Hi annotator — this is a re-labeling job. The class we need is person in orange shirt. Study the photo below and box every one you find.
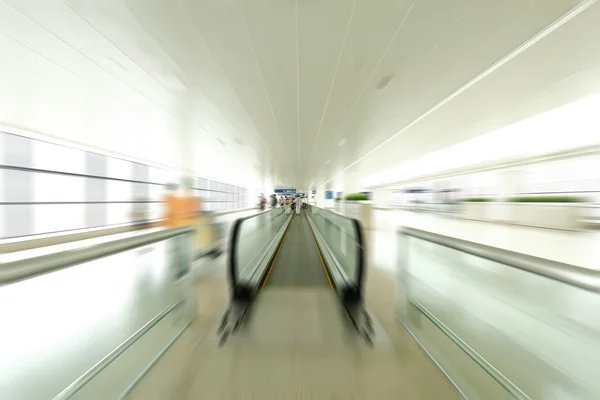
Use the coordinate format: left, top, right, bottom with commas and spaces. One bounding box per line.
162, 183, 201, 229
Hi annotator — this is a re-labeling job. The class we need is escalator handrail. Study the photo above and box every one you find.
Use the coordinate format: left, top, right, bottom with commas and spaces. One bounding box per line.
306, 204, 365, 292
0, 227, 193, 286
398, 226, 600, 293
228, 208, 283, 292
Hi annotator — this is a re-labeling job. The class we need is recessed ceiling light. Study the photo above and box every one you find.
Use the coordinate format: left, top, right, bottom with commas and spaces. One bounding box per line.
376, 74, 394, 90
338, 139, 347, 147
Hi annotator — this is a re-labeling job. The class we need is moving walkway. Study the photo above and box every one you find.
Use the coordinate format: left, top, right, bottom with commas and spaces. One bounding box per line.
217, 205, 373, 347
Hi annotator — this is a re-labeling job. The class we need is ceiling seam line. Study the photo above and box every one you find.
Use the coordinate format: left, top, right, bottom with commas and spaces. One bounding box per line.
317, 0, 598, 189
0, 17, 141, 117
363, 1, 473, 136
179, 0, 270, 154
296, 0, 300, 176
58, 0, 211, 126
309, 0, 357, 158
312, 0, 357, 153
425, 2, 473, 58
236, 2, 289, 159
316, 0, 419, 175
3, 0, 207, 134
117, 0, 252, 147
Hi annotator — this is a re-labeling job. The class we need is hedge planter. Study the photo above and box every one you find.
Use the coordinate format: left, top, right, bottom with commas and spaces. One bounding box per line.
461, 202, 584, 231
336, 200, 373, 231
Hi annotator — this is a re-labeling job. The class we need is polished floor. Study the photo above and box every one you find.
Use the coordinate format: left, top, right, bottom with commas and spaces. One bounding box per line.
370, 208, 600, 399
126, 211, 460, 399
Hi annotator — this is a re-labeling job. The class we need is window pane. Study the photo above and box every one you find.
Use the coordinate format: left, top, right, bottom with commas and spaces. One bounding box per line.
149, 184, 165, 202
86, 203, 106, 228
3, 170, 32, 203
148, 203, 162, 220
34, 204, 86, 234
106, 158, 132, 180
1, 205, 33, 238
33, 141, 85, 174
107, 180, 133, 202
132, 182, 150, 201
33, 173, 86, 203
4, 134, 33, 168
107, 203, 132, 225
0, 131, 6, 165
149, 167, 166, 184
0, 169, 4, 203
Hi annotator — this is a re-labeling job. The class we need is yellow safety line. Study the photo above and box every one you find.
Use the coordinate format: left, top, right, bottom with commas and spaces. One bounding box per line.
261, 219, 291, 290
308, 218, 335, 291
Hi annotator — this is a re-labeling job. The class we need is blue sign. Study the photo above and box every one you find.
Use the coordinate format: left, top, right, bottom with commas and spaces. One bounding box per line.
325, 190, 334, 200
275, 189, 296, 194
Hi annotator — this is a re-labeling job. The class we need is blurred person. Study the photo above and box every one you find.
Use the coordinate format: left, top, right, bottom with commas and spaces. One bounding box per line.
270, 194, 277, 209
285, 197, 292, 215
302, 195, 308, 209
162, 181, 201, 228
258, 193, 266, 210
295, 195, 303, 215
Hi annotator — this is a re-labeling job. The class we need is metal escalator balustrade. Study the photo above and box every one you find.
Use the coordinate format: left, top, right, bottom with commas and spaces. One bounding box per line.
220, 204, 371, 345
398, 226, 600, 399
0, 227, 196, 399
304, 204, 365, 305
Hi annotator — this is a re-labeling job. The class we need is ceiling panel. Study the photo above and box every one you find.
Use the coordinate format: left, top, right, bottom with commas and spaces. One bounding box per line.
355, 0, 583, 153
238, 0, 298, 164
296, 0, 355, 158
121, 0, 266, 147
311, 0, 592, 187
60, 0, 223, 131
181, 0, 286, 157
0, 0, 596, 190
358, 1, 600, 184
301, 0, 417, 178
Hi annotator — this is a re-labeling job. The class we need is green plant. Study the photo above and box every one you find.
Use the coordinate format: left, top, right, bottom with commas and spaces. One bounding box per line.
508, 196, 587, 203
334, 196, 342, 201
345, 193, 370, 201
461, 198, 493, 203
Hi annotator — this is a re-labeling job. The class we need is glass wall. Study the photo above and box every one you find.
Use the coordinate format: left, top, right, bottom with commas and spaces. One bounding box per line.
389, 153, 600, 207
0, 132, 169, 239
0, 131, 249, 239
194, 177, 248, 212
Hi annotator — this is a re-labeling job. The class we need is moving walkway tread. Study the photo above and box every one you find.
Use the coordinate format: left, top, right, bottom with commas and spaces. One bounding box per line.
264, 212, 330, 288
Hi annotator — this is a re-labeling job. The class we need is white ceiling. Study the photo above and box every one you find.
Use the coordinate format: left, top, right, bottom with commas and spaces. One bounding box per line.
0, 0, 598, 189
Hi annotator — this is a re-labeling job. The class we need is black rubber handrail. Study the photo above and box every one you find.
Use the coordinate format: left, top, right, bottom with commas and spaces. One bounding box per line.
228, 208, 280, 297
307, 204, 365, 298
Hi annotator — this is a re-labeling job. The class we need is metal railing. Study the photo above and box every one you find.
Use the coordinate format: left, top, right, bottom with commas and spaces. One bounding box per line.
397, 225, 600, 398
398, 226, 600, 293
306, 204, 365, 301
0, 227, 192, 286
52, 299, 183, 400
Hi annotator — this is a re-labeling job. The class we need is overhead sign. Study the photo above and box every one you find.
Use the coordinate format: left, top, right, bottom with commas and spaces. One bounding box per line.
275, 189, 296, 194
